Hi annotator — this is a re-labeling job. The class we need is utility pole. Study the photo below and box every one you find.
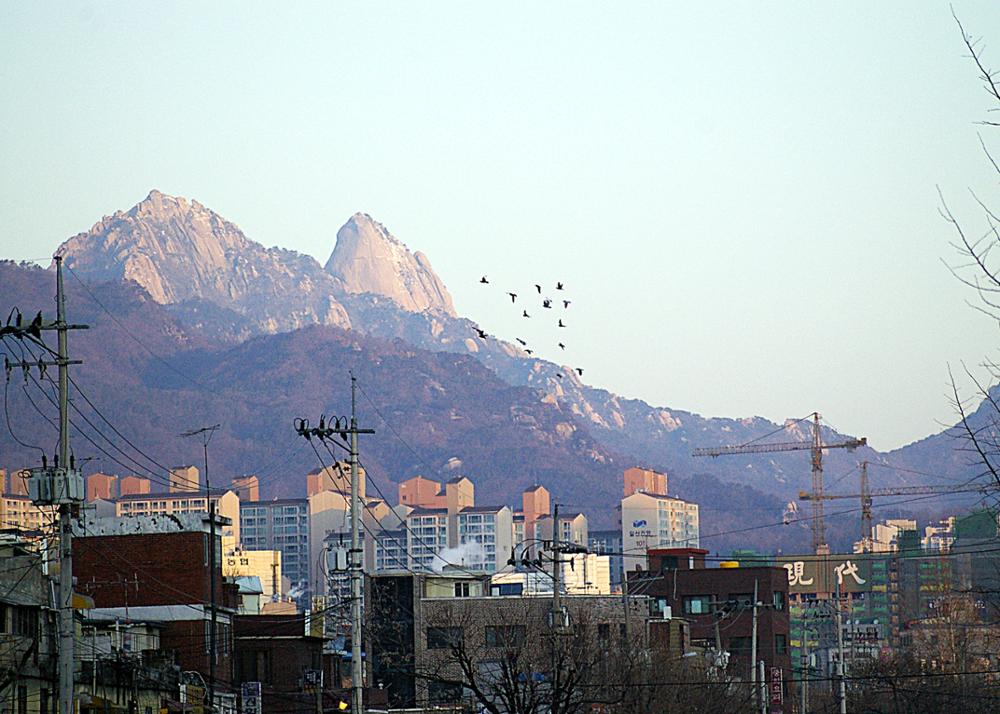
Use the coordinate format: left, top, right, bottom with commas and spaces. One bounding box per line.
55, 257, 79, 714
834, 580, 847, 714
182, 425, 220, 713
801, 626, 809, 714
348, 376, 367, 714
294, 375, 374, 714
550, 502, 562, 714
551, 502, 561, 630
13, 257, 88, 714
758, 660, 766, 714
750, 579, 758, 712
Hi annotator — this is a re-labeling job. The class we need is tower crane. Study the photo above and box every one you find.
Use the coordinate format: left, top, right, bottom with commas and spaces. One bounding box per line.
693, 412, 866, 553
799, 460, 997, 552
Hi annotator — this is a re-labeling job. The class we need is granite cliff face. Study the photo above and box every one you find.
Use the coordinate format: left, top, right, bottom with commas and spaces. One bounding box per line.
325, 213, 456, 316
56, 190, 352, 335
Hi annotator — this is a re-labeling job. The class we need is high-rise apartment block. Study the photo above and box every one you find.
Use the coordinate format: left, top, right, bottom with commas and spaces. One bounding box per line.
620, 491, 699, 573
4, 468, 28, 497
240, 499, 311, 597
168, 465, 201, 493
232, 475, 260, 502
86, 472, 118, 501
119, 475, 151, 496
306, 462, 365, 498
405, 507, 449, 571
115, 489, 241, 543
455, 505, 513, 573
535, 511, 589, 548
623, 466, 667, 497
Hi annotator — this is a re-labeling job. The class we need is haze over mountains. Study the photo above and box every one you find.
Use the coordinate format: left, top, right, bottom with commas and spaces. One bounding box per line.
1, 190, 988, 552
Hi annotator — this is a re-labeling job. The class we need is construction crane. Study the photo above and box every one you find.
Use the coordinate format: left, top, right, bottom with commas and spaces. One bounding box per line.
799, 460, 997, 552
693, 412, 866, 553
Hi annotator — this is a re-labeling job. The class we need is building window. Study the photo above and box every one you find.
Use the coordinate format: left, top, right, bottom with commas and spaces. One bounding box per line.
428, 681, 462, 704
775, 634, 787, 655
485, 625, 525, 648
454, 582, 470, 597
12, 606, 37, 638
683, 595, 712, 615
772, 591, 785, 611
427, 626, 464, 650
729, 637, 752, 654
598, 623, 611, 643
728, 593, 753, 609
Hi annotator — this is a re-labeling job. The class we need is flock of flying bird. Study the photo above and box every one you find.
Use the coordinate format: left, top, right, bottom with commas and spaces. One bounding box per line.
473, 276, 583, 380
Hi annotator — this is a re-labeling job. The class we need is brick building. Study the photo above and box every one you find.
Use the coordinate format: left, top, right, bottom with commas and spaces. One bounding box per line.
631, 548, 792, 704
368, 571, 650, 710
233, 614, 333, 714
73, 514, 239, 714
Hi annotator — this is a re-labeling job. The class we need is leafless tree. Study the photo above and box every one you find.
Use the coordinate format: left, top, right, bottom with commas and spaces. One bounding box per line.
942, 14, 1000, 492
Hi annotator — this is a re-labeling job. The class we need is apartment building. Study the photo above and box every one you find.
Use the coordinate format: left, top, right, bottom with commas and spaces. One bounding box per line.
231, 475, 260, 502
168, 465, 201, 493
535, 510, 588, 548
406, 507, 449, 571
240, 499, 311, 597
86, 472, 118, 501
0, 494, 55, 532
454, 505, 513, 573
621, 491, 699, 573
119, 475, 151, 496
115, 489, 241, 543
623, 466, 667, 497
589, 529, 624, 590
306, 462, 365, 499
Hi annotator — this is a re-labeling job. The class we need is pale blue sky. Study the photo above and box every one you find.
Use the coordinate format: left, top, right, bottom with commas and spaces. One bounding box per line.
2, 1, 999, 450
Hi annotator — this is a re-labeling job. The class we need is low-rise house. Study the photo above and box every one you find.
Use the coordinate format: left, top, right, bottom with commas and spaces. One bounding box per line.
0, 540, 54, 714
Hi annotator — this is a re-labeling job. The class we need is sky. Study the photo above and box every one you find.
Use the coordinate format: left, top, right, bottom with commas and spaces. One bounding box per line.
2, 1, 999, 451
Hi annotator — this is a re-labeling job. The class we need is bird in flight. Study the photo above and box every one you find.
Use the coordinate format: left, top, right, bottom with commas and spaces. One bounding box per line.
562, 300, 571, 309
558, 319, 566, 328
534, 284, 542, 294
556, 282, 564, 290
516, 338, 527, 346
474, 328, 488, 339
525, 349, 534, 355
575, 367, 584, 376
558, 343, 565, 350
542, 299, 552, 309
507, 292, 517, 303
480, 276, 489, 284
522, 310, 530, 318
556, 372, 564, 379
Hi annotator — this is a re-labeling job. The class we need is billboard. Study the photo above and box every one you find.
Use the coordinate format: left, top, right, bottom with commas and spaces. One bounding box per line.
774, 554, 873, 595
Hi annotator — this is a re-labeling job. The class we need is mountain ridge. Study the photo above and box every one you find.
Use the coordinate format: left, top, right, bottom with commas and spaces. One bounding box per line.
47, 191, 989, 517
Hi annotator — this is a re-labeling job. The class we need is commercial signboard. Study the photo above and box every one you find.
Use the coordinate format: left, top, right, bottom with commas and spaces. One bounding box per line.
774, 554, 872, 595
241, 681, 261, 714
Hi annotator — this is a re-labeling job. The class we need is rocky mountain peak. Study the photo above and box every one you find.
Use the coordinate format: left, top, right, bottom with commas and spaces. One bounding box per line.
55, 190, 351, 333
325, 213, 456, 317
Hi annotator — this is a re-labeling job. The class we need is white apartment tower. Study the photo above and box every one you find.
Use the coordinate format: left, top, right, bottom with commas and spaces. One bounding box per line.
620, 491, 699, 573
